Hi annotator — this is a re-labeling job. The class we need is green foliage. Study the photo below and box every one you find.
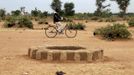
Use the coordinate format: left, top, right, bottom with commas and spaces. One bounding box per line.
4, 16, 16, 27
98, 19, 103, 22
0, 17, 1, 21
51, 0, 62, 13
4, 21, 15, 28
11, 10, 21, 16
92, 16, 120, 22
0, 9, 6, 20
94, 23, 131, 40
94, 7, 112, 18
105, 17, 116, 22
64, 2, 75, 16
34, 17, 39, 21
4, 16, 33, 29
127, 13, 134, 17
111, 0, 130, 17
31, 8, 48, 19
94, 0, 110, 17
39, 11, 48, 18
128, 20, 134, 27
38, 19, 46, 24
31, 8, 41, 17
67, 22, 86, 30
74, 13, 94, 20
100, 10, 112, 18
18, 16, 33, 28
97, 17, 116, 22
61, 17, 73, 22
91, 17, 100, 21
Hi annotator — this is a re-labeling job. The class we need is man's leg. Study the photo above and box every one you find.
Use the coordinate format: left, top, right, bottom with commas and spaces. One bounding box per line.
55, 22, 61, 32
56, 22, 64, 33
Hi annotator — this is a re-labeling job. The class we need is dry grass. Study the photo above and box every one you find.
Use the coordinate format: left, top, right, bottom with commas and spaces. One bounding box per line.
0, 20, 134, 75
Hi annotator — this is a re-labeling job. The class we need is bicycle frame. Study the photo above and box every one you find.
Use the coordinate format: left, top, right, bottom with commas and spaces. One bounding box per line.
45, 24, 68, 33
44, 22, 77, 38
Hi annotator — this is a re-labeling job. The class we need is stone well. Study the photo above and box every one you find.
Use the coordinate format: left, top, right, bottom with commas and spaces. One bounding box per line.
28, 45, 103, 62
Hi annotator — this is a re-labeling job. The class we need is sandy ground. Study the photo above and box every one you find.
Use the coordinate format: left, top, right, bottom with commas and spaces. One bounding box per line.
0, 21, 134, 75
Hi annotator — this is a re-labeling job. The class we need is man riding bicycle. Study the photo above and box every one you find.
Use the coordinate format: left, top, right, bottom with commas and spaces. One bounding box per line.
53, 8, 64, 33
45, 8, 77, 38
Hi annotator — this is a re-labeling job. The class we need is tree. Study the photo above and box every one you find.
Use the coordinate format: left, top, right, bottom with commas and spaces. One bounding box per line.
94, 0, 110, 17
0, 9, 6, 19
31, 8, 41, 17
42, 11, 48, 17
111, 0, 130, 17
11, 10, 21, 16
64, 2, 75, 16
51, 0, 62, 13
39, 11, 48, 18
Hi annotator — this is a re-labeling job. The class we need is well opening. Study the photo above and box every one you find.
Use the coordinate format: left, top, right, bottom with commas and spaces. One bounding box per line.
28, 45, 103, 62
46, 46, 86, 50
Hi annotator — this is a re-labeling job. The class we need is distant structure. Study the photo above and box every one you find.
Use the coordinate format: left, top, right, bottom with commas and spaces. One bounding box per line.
20, 7, 28, 15
20, 7, 25, 15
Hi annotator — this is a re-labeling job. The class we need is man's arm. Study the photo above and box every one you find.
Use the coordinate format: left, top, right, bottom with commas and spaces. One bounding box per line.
55, 13, 61, 21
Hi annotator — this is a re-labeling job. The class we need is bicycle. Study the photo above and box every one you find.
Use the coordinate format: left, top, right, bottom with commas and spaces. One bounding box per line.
44, 22, 77, 38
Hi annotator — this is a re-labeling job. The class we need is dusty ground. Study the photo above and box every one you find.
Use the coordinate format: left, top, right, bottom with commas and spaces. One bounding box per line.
0, 21, 134, 75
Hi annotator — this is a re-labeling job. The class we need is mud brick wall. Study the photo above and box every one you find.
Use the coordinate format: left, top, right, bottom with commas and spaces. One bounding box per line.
28, 47, 103, 62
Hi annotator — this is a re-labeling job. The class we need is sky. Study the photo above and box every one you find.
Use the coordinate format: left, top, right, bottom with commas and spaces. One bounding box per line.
0, 0, 134, 13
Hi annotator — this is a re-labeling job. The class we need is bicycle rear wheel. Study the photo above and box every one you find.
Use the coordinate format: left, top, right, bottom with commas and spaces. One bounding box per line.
45, 26, 57, 38
65, 29, 77, 38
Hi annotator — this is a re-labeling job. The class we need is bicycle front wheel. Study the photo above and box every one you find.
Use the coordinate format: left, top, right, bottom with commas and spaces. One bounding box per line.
45, 26, 57, 38
65, 29, 77, 38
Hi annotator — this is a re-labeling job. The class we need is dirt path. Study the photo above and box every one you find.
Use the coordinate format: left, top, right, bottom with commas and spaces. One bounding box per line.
0, 21, 134, 75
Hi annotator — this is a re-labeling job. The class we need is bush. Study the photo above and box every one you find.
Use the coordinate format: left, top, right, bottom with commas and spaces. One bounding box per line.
97, 17, 116, 22
67, 22, 86, 30
4, 16, 16, 28
74, 13, 94, 20
91, 17, 100, 21
38, 19, 46, 24
94, 23, 131, 40
0, 9, 6, 20
18, 17, 33, 29
98, 19, 103, 22
100, 10, 112, 18
128, 20, 134, 27
0, 17, 2, 22
4, 16, 33, 29
34, 17, 39, 21
105, 18, 116, 22
62, 17, 73, 22
4, 21, 16, 28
